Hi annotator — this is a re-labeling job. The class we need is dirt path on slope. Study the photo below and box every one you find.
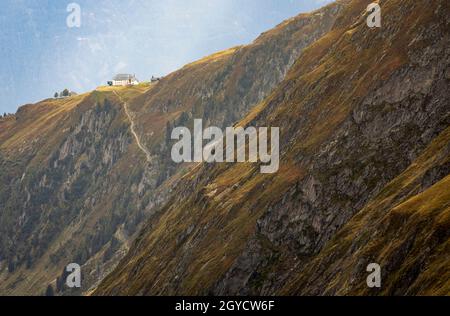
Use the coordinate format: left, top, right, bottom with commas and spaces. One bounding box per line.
113, 90, 152, 163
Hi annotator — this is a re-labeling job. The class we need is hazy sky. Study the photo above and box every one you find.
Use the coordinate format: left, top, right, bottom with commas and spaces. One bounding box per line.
0, 0, 333, 113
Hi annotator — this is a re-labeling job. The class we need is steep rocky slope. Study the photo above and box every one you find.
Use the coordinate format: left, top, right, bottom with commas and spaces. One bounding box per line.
95, 0, 449, 295
283, 126, 450, 295
0, 88, 148, 295
0, 2, 346, 295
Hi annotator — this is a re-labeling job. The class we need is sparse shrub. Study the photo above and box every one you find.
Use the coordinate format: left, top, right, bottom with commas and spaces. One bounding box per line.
7, 261, 15, 273
45, 284, 55, 296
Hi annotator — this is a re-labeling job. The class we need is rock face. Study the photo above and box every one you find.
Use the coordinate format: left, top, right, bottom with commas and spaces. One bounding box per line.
283, 127, 450, 296
94, 0, 449, 296
0, 2, 345, 295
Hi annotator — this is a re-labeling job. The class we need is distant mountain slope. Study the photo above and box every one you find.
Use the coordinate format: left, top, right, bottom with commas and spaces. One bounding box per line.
0, 1, 345, 295
94, 0, 449, 295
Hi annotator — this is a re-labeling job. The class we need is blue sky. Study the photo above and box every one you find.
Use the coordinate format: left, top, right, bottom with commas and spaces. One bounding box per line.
0, 0, 333, 114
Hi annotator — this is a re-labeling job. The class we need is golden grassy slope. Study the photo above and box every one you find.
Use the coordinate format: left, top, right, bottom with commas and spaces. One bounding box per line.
1, 0, 342, 296
94, 0, 449, 296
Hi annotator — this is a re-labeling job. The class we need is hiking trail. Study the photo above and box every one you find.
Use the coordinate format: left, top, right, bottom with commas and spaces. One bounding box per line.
113, 90, 152, 163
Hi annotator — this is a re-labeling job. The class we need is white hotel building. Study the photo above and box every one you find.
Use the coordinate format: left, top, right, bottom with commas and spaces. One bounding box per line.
110, 74, 139, 86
